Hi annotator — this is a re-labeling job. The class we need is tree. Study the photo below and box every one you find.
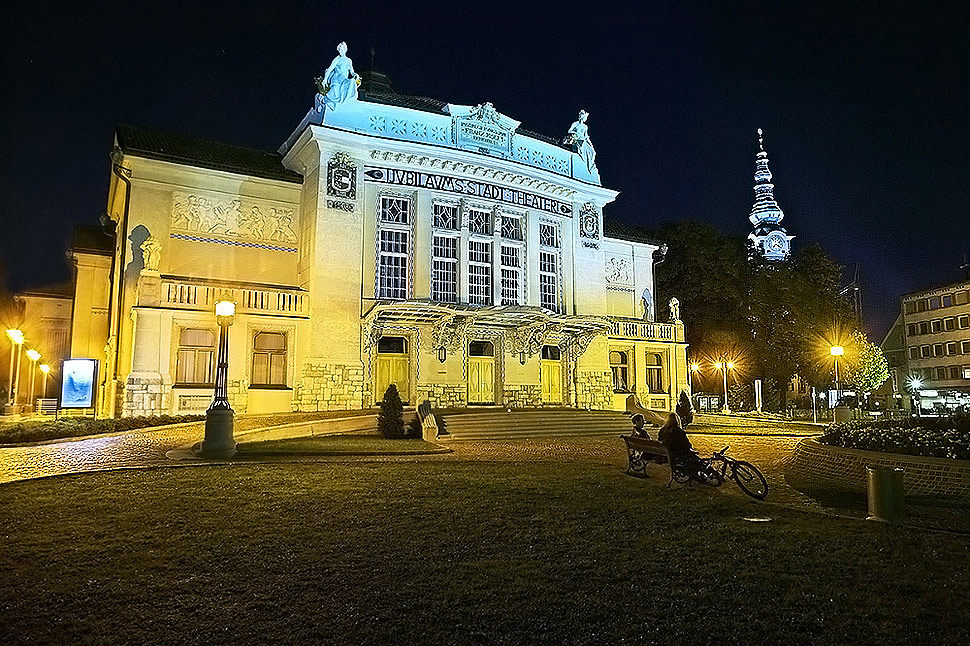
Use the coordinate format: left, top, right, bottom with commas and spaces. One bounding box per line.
377, 384, 405, 439
842, 330, 890, 396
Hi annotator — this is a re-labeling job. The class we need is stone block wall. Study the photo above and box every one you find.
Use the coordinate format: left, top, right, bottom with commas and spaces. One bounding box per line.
295, 361, 365, 411
415, 383, 466, 409
122, 372, 169, 417
502, 384, 543, 408
786, 437, 970, 503
575, 370, 613, 410
228, 379, 249, 412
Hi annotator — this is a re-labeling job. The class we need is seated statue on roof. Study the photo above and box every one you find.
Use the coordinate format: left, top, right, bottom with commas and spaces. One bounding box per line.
314, 42, 361, 112
563, 110, 597, 174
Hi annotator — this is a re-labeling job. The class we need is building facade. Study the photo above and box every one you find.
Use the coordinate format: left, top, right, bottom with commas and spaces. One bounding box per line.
898, 279, 970, 411
72, 47, 688, 418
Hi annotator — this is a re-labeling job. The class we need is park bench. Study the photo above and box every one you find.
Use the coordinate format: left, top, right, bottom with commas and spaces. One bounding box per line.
621, 434, 676, 486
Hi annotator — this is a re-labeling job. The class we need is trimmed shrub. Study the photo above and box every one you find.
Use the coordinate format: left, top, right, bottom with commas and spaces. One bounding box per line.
676, 390, 694, 427
0, 414, 205, 445
821, 415, 970, 460
377, 384, 405, 439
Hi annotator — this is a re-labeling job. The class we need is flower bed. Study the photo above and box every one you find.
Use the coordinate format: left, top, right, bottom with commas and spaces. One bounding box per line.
821, 416, 970, 460
0, 415, 204, 445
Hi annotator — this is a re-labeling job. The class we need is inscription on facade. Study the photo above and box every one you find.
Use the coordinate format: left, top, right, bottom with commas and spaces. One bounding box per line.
363, 166, 571, 216
171, 193, 297, 245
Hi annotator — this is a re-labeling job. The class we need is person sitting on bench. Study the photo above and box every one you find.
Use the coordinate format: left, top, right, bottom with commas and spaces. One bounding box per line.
630, 413, 649, 438
658, 412, 700, 469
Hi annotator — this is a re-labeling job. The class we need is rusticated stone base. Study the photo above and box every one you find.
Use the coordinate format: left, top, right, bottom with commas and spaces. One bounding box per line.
503, 384, 543, 408
575, 370, 612, 410
295, 362, 365, 411
122, 371, 170, 417
228, 378, 248, 412
415, 383, 466, 408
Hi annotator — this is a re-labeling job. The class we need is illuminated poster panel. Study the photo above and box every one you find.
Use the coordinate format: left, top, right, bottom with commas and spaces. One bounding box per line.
61, 359, 98, 408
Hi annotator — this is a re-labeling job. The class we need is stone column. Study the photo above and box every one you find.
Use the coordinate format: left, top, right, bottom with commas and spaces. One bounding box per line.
123, 269, 167, 417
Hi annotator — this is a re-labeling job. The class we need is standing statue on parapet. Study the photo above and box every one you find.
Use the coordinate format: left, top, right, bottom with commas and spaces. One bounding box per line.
668, 297, 680, 323
140, 236, 162, 272
315, 41, 361, 112
563, 110, 597, 173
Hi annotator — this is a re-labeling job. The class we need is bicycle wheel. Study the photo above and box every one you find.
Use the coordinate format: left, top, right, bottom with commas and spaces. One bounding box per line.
692, 461, 725, 487
732, 461, 768, 500
671, 458, 692, 484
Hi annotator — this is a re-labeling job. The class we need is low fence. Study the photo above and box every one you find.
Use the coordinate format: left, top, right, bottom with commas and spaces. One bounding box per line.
785, 437, 970, 503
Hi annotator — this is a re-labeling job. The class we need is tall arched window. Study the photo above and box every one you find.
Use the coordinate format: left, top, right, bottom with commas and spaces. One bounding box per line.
610, 350, 631, 393
645, 353, 663, 392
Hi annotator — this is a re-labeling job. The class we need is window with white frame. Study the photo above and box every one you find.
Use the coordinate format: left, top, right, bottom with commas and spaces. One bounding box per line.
432, 202, 459, 230
468, 208, 491, 235
376, 195, 411, 300
500, 214, 524, 241
539, 250, 559, 312
500, 244, 523, 305
539, 222, 559, 248
468, 240, 492, 305
252, 331, 287, 387
610, 350, 631, 393
431, 235, 459, 303
379, 196, 410, 224
176, 328, 215, 385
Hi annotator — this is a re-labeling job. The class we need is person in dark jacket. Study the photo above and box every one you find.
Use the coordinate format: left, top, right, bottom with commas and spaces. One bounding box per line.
658, 412, 694, 460
630, 413, 649, 438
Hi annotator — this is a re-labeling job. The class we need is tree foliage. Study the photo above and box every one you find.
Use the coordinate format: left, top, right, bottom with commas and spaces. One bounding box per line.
656, 222, 856, 409
842, 329, 890, 394
377, 384, 405, 439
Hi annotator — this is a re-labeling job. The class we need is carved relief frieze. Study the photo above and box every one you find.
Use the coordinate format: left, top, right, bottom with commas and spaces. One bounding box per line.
605, 257, 633, 285
171, 193, 297, 246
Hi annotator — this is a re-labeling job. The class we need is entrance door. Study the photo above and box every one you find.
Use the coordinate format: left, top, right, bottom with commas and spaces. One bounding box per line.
540, 345, 563, 404
467, 341, 495, 404
375, 336, 410, 403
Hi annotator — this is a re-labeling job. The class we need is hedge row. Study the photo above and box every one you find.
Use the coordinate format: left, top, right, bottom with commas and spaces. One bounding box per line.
0, 415, 205, 445
821, 416, 970, 461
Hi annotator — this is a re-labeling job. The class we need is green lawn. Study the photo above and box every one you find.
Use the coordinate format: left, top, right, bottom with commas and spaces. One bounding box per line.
1, 461, 968, 645
237, 433, 442, 455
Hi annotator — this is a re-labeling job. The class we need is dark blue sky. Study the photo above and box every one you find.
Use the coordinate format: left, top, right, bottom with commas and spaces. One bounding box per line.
2, 1, 968, 336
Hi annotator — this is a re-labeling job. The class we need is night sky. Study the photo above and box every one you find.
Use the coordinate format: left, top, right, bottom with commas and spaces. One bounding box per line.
2, 1, 968, 336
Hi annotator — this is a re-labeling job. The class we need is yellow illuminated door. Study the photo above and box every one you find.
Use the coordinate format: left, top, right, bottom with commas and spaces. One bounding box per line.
376, 355, 410, 404
541, 359, 563, 404
467, 357, 495, 404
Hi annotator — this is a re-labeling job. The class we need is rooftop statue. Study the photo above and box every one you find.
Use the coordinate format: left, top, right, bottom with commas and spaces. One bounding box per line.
315, 42, 361, 113
563, 110, 597, 174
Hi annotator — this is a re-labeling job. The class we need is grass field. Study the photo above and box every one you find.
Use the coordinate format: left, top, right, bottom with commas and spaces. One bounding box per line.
237, 434, 441, 455
1, 460, 968, 645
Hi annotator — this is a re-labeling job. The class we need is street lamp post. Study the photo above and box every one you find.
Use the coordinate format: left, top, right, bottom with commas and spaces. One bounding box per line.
688, 362, 699, 393
39, 364, 50, 400
830, 346, 844, 405
200, 300, 236, 457
6, 329, 24, 415
715, 360, 734, 414
25, 349, 40, 413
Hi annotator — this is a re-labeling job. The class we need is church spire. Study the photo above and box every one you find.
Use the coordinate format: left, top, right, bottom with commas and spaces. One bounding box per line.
747, 128, 793, 260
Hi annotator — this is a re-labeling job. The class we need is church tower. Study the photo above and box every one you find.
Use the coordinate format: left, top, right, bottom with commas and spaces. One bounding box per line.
747, 128, 793, 260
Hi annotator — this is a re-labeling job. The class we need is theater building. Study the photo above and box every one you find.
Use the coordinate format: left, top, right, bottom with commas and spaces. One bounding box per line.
73, 48, 687, 418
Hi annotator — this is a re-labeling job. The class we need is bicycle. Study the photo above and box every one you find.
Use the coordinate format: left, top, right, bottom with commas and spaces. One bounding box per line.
670, 446, 768, 500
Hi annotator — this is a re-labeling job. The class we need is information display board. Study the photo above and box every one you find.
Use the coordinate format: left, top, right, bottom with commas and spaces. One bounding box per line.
61, 359, 98, 409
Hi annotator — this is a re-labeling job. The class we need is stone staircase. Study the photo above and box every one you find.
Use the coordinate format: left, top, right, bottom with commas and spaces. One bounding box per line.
436, 408, 635, 441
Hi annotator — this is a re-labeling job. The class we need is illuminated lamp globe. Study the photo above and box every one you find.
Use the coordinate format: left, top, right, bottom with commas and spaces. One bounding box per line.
830, 346, 844, 357
26, 349, 41, 362
39, 364, 50, 374
6, 329, 24, 344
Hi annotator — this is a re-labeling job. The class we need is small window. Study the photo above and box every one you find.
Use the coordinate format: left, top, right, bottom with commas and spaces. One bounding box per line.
904, 302, 916, 314
920, 345, 931, 358
252, 332, 287, 387
928, 296, 940, 310
959, 315, 969, 329
950, 366, 961, 380
500, 215, 524, 241
175, 328, 215, 385
942, 294, 953, 307
956, 291, 970, 305
541, 345, 561, 361
945, 317, 956, 331
432, 203, 458, 230
947, 342, 958, 355
909, 347, 919, 360
906, 324, 917, 337
932, 320, 942, 333
539, 222, 560, 248
936, 367, 948, 380
468, 340, 494, 357
963, 341, 970, 354
377, 336, 408, 354
917, 300, 927, 312
468, 209, 491, 235
964, 367, 970, 379
379, 196, 410, 224
918, 322, 929, 335
934, 344, 944, 357
610, 350, 631, 393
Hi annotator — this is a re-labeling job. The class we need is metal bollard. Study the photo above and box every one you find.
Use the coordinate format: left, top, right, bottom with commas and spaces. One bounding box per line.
866, 466, 905, 524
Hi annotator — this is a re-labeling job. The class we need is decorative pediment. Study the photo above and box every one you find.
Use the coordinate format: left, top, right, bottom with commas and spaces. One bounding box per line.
446, 102, 521, 157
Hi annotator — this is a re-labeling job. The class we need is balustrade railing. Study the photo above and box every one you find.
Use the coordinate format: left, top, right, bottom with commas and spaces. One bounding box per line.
162, 278, 308, 316
608, 318, 676, 341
